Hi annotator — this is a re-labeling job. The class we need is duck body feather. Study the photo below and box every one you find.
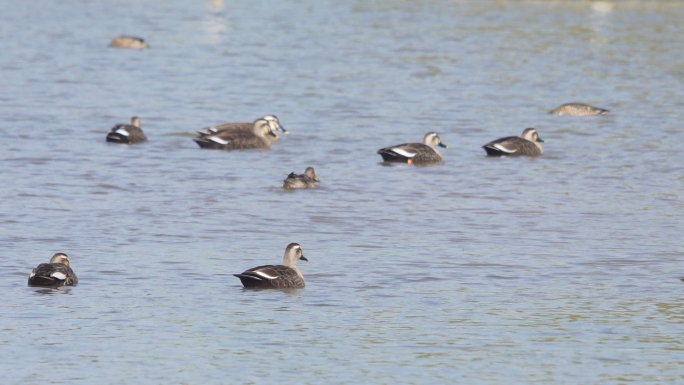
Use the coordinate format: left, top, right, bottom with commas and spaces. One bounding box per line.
28, 263, 78, 287
234, 265, 305, 289
283, 167, 320, 189
378, 142, 443, 164
549, 103, 608, 116
283, 173, 316, 189
194, 119, 276, 150
197, 123, 278, 143
193, 129, 272, 150
483, 136, 542, 157
110, 36, 149, 49
106, 124, 147, 144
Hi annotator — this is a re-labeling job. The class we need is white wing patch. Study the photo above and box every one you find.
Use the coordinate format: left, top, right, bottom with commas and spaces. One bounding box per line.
255, 271, 278, 280
115, 128, 130, 137
391, 148, 416, 158
493, 144, 517, 153
50, 272, 67, 280
208, 136, 229, 145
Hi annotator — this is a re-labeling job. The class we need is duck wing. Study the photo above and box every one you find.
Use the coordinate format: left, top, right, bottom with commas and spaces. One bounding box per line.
193, 129, 270, 150
378, 143, 441, 164
196, 122, 251, 137
106, 124, 147, 144
234, 264, 304, 288
483, 136, 540, 157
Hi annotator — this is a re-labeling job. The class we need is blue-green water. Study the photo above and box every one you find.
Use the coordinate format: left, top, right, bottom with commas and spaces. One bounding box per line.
1, 1, 682, 383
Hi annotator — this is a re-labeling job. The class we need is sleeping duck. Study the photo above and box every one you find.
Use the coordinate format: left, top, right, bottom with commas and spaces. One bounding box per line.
28, 253, 78, 287
110, 36, 149, 49
549, 103, 608, 116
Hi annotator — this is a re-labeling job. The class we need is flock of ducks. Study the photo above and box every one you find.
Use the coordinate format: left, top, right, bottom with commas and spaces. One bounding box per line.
26, 36, 611, 290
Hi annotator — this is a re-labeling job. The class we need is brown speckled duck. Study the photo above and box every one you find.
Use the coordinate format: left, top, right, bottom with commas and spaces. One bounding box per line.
378, 132, 448, 165
483, 128, 544, 157
193, 119, 277, 150
106, 117, 147, 144
283, 167, 320, 189
549, 103, 608, 116
196, 115, 288, 143
28, 253, 78, 288
234, 243, 307, 289
110, 36, 149, 49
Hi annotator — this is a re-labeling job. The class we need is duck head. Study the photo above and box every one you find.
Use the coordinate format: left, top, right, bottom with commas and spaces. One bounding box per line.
283, 243, 307, 267
423, 132, 448, 148
521, 128, 543, 143
49, 253, 70, 266
263, 115, 288, 134
304, 167, 320, 182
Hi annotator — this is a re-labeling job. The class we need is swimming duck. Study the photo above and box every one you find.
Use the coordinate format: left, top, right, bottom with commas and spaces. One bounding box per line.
234, 243, 307, 289
378, 132, 448, 164
482, 128, 544, 157
283, 167, 320, 189
28, 253, 78, 287
106, 117, 147, 144
193, 119, 277, 150
110, 36, 150, 49
196, 115, 288, 142
549, 103, 608, 116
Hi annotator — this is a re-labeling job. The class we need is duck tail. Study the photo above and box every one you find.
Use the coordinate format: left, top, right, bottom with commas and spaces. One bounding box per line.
377, 149, 401, 162
106, 133, 131, 144
234, 274, 265, 288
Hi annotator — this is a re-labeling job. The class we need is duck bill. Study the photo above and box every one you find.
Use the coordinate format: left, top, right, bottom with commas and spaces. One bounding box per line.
314, 177, 320, 182
300, 255, 308, 262
277, 126, 289, 134
537, 138, 545, 143
268, 131, 279, 138
438, 142, 448, 148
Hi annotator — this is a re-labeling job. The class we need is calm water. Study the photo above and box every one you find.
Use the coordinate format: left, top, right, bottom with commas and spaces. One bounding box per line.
1, 0, 682, 383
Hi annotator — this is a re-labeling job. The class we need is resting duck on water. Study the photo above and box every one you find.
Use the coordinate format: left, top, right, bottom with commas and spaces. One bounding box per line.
377, 132, 448, 165
234, 243, 307, 289
28, 253, 78, 287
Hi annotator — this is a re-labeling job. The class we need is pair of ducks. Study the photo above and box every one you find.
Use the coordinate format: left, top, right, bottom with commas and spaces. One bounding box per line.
378, 102, 609, 164
105, 115, 288, 149
378, 128, 544, 165
109, 38, 608, 120
29, 244, 308, 289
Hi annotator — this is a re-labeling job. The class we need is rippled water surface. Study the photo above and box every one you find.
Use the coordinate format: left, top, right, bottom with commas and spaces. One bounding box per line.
1, 0, 683, 383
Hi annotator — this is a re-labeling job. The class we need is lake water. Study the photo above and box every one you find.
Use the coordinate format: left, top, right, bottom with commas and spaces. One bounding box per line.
1, 0, 682, 383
